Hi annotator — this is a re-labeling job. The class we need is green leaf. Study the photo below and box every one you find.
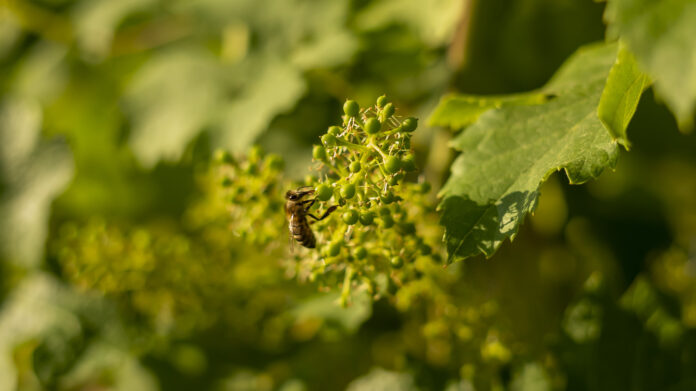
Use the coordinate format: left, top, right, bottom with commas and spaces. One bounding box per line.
605, 0, 696, 130
598, 43, 651, 148
0, 273, 156, 391
72, 0, 157, 60
125, 49, 306, 168
429, 92, 548, 130
215, 58, 306, 153
0, 97, 74, 268
355, 0, 462, 47
346, 368, 418, 391
292, 290, 372, 334
510, 363, 551, 391
438, 43, 620, 262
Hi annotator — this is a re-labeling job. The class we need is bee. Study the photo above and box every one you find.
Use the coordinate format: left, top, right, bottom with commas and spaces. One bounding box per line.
285, 186, 338, 249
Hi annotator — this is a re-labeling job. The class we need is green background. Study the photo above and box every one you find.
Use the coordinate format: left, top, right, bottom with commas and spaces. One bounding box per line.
1, 0, 695, 390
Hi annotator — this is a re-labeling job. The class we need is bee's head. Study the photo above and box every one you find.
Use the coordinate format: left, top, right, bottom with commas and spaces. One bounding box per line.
285, 190, 300, 201
286, 187, 314, 201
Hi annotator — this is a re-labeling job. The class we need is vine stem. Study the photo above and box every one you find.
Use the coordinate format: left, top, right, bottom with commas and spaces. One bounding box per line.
340, 265, 355, 307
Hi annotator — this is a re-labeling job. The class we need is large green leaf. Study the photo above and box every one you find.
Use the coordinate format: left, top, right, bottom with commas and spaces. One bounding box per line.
124, 0, 356, 168
0, 97, 73, 268
605, 0, 696, 130
354, 0, 462, 46
597, 43, 651, 148
0, 273, 157, 390
438, 43, 621, 262
429, 92, 548, 130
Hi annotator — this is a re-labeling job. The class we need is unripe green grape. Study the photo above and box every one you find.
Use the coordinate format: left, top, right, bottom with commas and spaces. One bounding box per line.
402, 117, 418, 132
340, 183, 356, 199
388, 172, 404, 186
401, 154, 416, 171
354, 246, 368, 260
379, 206, 391, 216
342, 209, 359, 225
350, 161, 361, 173
359, 211, 375, 225
343, 100, 360, 117
364, 118, 381, 134
380, 191, 395, 204
328, 241, 342, 257
376, 95, 388, 108
316, 184, 333, 201
381, 214, 395, 228
328, 126, 342, 136
382, 103, 395, 118
390, 256, 404, 268
384, 156, 401, 174
313, 145, 327, 161
321, 133, 337, 147
365, 189, 379, 200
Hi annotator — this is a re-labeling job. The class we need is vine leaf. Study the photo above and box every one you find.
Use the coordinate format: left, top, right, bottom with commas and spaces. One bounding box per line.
598, 43, 651, 149
438, 43, 623, 262
429, 92, 547, 130
0, 98, 74, 268
605, 0, 696, 131
125, 51, 306, 168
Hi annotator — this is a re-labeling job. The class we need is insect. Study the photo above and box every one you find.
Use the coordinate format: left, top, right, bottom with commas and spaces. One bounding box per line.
285, 186, 338, 249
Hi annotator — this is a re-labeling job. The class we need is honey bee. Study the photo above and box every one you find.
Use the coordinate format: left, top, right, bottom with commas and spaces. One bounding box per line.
285, 186, 338, 249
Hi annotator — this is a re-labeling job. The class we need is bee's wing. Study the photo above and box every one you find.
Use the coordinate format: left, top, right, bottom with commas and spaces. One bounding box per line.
288, 214, 295, 253
296, 186, 315, 196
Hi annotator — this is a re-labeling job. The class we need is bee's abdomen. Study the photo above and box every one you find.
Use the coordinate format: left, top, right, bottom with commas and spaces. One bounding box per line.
291, 217, 316, 248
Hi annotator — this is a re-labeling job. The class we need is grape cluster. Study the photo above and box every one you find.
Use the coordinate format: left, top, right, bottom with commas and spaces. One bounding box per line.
214, 146, 286, 248
296, 96, 440, 305
211, 97, 441, 305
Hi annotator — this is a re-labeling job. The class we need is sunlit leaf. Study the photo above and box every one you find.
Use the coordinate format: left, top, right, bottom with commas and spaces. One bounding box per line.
215, 58, 306, 153
292, 290, 372, 334
598, 42, 650, 148
72, 0, 157, 60
510, 363, 551, 391
346, 368, 418, 391
438, 43, 620, 261
429, 92, 547, 130
605, 0, 696, 130
355, 0, 462, 46
0, 97, 73, 267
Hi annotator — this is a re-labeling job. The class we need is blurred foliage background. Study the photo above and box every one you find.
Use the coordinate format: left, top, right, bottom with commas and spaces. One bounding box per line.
1, 0, 696, 390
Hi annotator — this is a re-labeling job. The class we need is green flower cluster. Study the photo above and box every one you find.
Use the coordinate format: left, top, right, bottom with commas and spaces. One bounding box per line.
212, 96, 441, 305
52, 217, 297, 343
215, 146, 286, 248
299, 96, 440, 305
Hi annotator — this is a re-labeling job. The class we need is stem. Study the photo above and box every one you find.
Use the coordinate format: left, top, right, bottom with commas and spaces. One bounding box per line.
367, 141, 388, 160
340, 265, 355, 307
336, 138, 369, 152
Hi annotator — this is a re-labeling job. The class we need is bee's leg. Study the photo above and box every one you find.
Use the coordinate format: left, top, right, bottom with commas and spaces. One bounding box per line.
307, 205, 338, 222
300, 198, 317, 211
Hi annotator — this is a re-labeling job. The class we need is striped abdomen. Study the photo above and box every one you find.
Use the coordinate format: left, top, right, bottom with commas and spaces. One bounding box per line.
289, 213, 316, 248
